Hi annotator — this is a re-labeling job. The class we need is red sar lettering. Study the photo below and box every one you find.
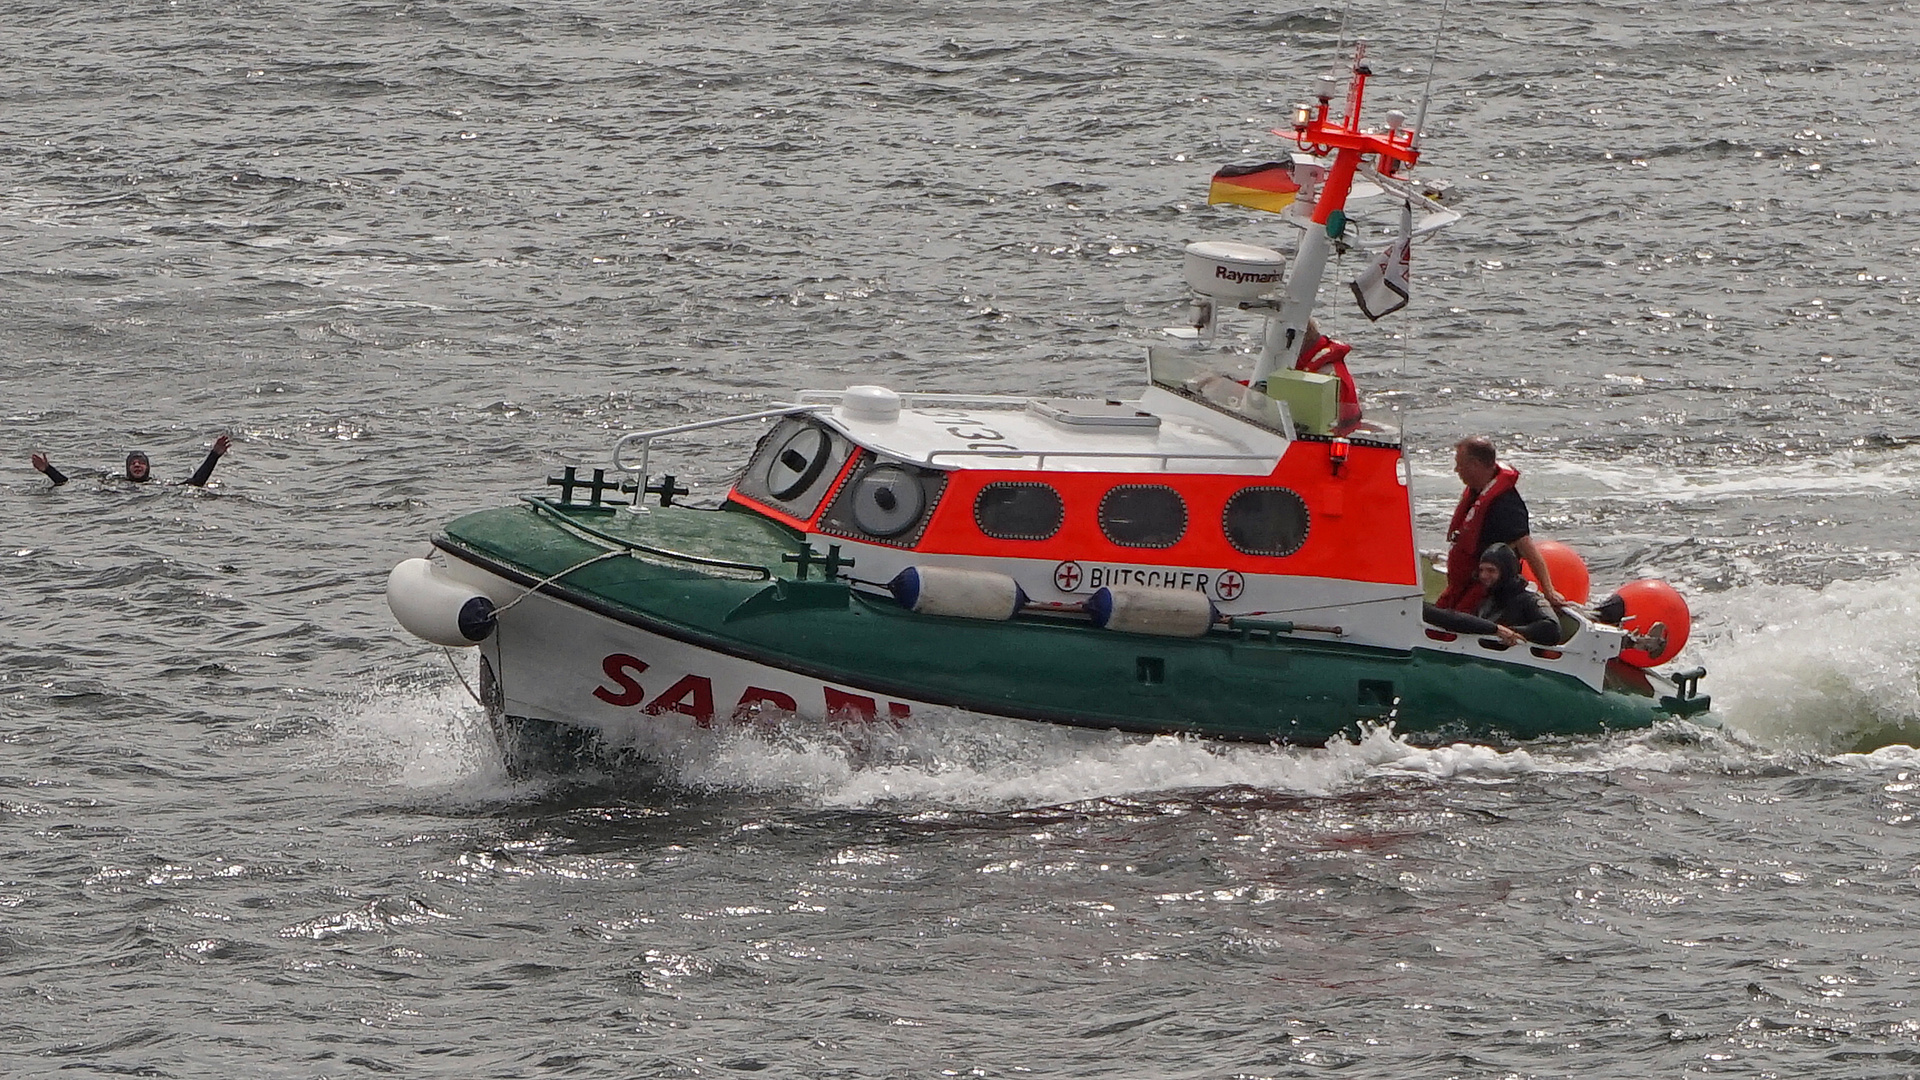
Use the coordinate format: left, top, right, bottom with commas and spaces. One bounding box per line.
595, 654, 913, 727
645, 675, 716, 727
592, 654, 649, 707
734, 687, 799, 718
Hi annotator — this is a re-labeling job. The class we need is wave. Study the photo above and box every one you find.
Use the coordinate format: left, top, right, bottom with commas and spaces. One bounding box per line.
338, 557, 1920, 810
327, 669, 1801, 813
1694, 569, 1920, 753
1416, 447, 1920, 503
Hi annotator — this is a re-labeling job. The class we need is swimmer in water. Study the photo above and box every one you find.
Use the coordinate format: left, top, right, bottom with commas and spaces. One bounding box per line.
31, 435, 232, 488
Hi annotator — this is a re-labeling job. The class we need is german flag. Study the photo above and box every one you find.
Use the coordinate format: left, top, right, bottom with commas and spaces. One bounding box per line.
1207, 161, 1301, 214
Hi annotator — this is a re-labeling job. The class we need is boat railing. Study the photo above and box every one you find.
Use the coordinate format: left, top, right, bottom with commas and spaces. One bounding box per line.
792, 389, 1034, 409
611, 405, 828, 480
925, 447, 1276, 470
609, 393, 1278, 476
522, 496, 772, 580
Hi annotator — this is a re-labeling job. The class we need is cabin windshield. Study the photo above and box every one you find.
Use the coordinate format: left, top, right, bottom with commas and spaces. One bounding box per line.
1148, 347, 1290, 435
1147, 345, 1400, 445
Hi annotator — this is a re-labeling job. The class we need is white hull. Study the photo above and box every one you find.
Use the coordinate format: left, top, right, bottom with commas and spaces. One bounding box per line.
452, 562, 931, 740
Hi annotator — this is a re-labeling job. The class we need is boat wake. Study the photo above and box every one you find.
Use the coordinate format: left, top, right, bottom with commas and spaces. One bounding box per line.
323, 673, 517, 797
340, 563, 1920, 811
1487, 447, 1920, 504
308, 682, 1720, 814
1695, 567, 1920, 754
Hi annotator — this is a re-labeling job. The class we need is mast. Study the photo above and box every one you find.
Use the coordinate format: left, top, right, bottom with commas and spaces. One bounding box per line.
1250, 43, 1423, 391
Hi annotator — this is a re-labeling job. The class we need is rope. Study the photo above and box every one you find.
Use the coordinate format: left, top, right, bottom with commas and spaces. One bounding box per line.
490, 548, 627, 616
1234, 591, 1423, 618
850, 570, 1414, 623
443, 647, 482, 706
427, 546, 628, 708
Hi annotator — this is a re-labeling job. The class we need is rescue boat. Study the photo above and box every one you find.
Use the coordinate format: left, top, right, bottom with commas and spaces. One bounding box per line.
387, 46, 1710, 766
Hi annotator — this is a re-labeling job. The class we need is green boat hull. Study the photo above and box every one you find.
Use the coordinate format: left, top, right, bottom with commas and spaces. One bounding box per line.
434, 501, 1705, 751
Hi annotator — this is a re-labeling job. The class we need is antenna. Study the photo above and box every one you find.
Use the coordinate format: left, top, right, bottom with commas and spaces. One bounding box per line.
1411, 0, 1454, 147
1332, 0, 1353, 83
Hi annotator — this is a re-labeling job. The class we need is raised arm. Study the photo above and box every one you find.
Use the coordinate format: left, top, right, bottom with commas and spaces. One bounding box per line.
185, 435, 232, 488
30, 452, 69, 487
1511, 534, 1565, 608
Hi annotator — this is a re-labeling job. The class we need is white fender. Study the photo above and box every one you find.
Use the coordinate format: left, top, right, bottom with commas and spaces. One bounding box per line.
386, 558, 497, 647
1087, 586, 1218, 638
887, 566, 1027, 620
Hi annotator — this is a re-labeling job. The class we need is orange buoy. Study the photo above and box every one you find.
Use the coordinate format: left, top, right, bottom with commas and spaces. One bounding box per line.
1521, 539, 1592, 604
1612, 578, 1691, 667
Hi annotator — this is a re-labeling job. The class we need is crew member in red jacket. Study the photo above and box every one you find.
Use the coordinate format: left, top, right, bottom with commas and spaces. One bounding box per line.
1428, 435, 1564, 615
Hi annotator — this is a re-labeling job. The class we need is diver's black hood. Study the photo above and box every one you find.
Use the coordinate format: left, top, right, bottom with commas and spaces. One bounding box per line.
1480, 542, 1524, 596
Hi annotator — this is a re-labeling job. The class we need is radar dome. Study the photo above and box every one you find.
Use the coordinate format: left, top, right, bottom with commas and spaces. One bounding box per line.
1183, 241, 1286, 303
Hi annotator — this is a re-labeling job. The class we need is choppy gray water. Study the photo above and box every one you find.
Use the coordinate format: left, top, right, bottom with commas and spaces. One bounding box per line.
8, 0, 1920, 1075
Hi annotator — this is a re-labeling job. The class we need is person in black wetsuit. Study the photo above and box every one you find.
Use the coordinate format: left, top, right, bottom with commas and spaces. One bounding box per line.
1423, 542, 1562, 646
31, 435, 232, 488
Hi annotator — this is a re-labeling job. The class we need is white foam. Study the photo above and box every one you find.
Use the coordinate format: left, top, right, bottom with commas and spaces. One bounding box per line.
315, 675, 1791, 810
1834, 743, 1920, 771
613, 713, 1376, 809
323, 660, 518, 797
330, 573, 1920, 808
583, 709, 1753, 811
1415, 448, 1920, 503
1693, 569, 1920, 753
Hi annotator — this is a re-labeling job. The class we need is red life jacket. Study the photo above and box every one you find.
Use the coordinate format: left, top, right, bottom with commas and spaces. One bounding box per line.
1435, 465, 1520, 612
1295, 335, 1363, 434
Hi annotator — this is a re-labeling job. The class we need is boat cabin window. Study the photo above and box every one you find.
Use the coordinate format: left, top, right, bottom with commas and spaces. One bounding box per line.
1098, 485, 1187, 549
1222, 486, 1310, 557
974, 482, 1064, 541
817, 457, 947, 548
849, 465, 927, 538
735, 417, 856, 520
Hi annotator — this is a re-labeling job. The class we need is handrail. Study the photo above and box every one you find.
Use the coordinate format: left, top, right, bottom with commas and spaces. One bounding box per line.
792, 389, 1034, 408
610, 404, 828, 478
924, 447, 1277, 470
609, 394, 1277, 479
521, 497, 772, 580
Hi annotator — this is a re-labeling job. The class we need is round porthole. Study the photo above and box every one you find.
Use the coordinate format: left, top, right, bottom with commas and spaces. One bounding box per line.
849, 465, 927, 538
1222, 487, 1309, 556
765, 427, 833, 501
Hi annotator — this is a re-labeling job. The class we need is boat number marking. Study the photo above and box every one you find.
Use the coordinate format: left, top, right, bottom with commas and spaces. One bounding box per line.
1053, 561, 1084, 591
1214, 571, 1245, 602
921, 410, 1016, 451
945, 424, 1003, 442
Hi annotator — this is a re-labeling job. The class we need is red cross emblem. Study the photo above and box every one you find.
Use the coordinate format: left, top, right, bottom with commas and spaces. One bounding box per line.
1053, 561, 1084, 592
1214, 570, 1245, 602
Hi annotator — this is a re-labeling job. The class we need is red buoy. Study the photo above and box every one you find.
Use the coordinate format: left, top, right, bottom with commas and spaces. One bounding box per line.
1612, 579, 1691, 667
1521, 539, 1592, 604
